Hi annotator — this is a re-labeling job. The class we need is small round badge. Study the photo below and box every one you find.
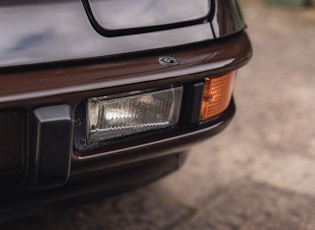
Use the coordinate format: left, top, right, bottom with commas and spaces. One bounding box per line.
159, 56, 180, 66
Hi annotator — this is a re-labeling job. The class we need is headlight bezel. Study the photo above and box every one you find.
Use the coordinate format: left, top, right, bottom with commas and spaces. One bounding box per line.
73, 84, 185, 151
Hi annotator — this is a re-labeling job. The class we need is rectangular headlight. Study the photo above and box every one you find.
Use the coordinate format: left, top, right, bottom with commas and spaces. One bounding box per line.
87, 86, 183, 143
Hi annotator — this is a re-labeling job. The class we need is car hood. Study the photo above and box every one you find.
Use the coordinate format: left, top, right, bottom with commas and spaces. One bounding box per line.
0, 0, 245, 69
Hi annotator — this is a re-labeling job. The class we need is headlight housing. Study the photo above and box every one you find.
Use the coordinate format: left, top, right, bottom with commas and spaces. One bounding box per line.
87, 86, 183, 143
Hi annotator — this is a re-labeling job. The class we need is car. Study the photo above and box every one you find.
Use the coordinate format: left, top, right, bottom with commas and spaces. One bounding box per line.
0, 0, 252, 220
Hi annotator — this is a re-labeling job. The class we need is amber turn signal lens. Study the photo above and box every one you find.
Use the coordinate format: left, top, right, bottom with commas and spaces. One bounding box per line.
200, 71, 235, 121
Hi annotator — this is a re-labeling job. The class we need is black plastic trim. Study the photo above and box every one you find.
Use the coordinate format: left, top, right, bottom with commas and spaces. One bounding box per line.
26, 105, 73, 190
180, 81, 205, 125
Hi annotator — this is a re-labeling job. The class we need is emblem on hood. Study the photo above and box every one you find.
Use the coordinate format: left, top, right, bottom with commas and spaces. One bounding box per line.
159, 56, 180, 66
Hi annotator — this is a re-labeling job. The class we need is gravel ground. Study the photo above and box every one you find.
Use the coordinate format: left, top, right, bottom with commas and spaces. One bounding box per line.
2, 0, 315, 229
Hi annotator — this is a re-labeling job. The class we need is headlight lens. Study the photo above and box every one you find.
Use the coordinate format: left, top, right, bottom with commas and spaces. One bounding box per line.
87, 86, 183, 143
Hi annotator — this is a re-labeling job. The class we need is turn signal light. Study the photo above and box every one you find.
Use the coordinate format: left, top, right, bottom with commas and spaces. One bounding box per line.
200, 71, 235, 120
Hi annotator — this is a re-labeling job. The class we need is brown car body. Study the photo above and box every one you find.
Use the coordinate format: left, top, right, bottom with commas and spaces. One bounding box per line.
0, 0, 251, 220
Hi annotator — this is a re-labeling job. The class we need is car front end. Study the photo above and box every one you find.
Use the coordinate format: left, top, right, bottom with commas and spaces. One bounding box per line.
0, 0, 252, 220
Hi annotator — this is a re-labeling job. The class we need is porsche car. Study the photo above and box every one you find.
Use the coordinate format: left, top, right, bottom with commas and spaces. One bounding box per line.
0, 0, 252, 220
